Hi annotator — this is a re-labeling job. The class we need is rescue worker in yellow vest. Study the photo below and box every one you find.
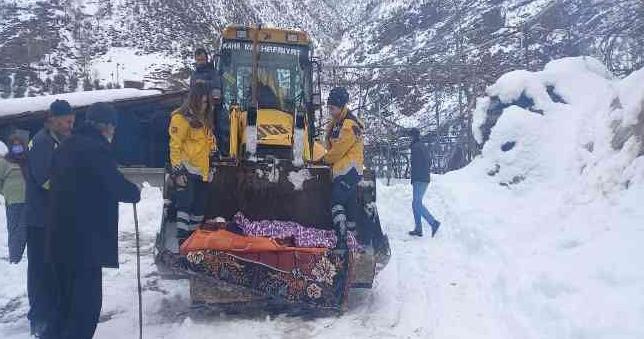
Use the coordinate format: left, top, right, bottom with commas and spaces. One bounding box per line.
322, 87, 364, 250
169, 83, 217, 243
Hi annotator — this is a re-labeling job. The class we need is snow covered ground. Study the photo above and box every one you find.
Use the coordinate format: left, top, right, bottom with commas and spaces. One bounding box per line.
0, 178, 641, 339
0, 57, 642, 338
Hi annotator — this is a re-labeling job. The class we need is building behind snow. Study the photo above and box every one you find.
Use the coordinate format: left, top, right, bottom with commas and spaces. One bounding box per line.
0, 89, 186, 185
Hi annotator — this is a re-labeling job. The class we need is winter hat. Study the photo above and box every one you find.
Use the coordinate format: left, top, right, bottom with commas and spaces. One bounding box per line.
86, 102, 119, 126
327, 87, 349, 108
49, 99, 73, 117
194, 47, 208, 59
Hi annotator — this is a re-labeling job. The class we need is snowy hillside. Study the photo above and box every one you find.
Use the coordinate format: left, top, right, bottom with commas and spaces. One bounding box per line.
0, 0, 363, 96
0, 57, 642, 338
333, 0, 643, 133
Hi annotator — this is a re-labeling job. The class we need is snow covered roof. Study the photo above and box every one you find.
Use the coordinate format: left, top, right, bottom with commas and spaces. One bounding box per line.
0, 89, 164, 118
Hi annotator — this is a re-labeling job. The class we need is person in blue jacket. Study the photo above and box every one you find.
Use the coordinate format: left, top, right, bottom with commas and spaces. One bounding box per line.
408, 128, 441, 237
24, 99, 75, 337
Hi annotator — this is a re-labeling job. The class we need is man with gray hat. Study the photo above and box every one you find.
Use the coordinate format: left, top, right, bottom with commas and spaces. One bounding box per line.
24, 99, 75, 337
46, 102, 140, 339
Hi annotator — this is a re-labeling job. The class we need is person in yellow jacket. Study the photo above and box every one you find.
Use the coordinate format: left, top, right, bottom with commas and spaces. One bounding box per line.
322, 87, 364, 250
169, 83, 217, 242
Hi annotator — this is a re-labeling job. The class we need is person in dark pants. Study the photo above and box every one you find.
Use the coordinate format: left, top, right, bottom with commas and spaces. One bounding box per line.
408, 128, 441, 237
169, 83, 217, 244
0, 129, 29, 263
322, 87, 364, 250
24, 99, 75, 337
46, 102, 141, 339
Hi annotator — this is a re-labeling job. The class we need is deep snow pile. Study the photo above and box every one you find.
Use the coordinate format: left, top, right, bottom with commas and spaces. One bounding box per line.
462, 56, 644, 337
0, 57, 642, 338
472, 56, 644, 195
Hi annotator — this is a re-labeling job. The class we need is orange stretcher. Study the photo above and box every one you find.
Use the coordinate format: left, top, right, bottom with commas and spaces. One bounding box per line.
179, 229, 328, 255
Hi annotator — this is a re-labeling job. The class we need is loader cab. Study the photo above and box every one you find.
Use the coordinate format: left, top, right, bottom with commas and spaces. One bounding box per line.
217, 26, 320, 160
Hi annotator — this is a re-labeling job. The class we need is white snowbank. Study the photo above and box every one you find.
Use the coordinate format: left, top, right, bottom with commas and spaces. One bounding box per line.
463, 57, 644, 337
0, 89, 162, 116
473, 56, 644, 193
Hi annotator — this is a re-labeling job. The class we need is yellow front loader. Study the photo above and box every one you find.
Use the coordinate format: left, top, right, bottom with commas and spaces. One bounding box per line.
155, 25, 390, 311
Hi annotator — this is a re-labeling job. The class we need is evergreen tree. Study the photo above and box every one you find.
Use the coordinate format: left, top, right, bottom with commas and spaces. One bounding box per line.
13, 73, 28, 98
68, 73, 79, 92
52, 73, 67, 94
93, 78, 103, 90
0, 70, 12, 99
83, 77, 93, 91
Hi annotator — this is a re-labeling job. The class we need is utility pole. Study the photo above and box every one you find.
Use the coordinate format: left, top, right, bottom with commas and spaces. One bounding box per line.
523, 25, 530, 70
434, 90, 440, 133
456, 2, 464, 118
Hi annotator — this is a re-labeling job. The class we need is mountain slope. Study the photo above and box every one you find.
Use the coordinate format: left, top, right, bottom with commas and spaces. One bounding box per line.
0, 0, 363, 96
332, 0, 643, 135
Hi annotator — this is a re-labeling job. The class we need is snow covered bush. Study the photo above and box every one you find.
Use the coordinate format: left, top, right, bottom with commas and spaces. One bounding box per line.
472, 56, 644, 194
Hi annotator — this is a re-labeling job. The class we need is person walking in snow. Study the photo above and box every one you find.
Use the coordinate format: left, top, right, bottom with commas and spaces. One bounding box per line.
46, 102, 141, 339
169, 83, 217, 244
24, 99, 75, 337
408, 128, 441, 237
0, 129, 29, 264
322, 87, 364, 250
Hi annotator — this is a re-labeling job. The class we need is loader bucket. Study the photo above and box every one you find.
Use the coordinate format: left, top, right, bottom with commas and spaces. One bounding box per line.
155, 160, 391, 310
205, 160, 334, 229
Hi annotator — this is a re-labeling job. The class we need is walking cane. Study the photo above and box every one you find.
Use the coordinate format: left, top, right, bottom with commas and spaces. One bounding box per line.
133, 203, 143, 339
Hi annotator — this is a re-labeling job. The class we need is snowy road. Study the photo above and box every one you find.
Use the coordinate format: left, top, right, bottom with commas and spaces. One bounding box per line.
0, 180, 513, 339
1, 170, 643, 339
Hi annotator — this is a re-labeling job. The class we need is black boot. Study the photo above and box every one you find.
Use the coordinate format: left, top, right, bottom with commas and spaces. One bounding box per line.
408, 229, 423, 237
332, 204, 349, 254
431, 221, 441, 237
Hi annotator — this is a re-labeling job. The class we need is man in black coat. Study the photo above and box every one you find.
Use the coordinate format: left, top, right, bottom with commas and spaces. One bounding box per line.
46, 102, 141, 339
408, 128, 441, 237
189, 48, 221, 94
24, 99, 76, 337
